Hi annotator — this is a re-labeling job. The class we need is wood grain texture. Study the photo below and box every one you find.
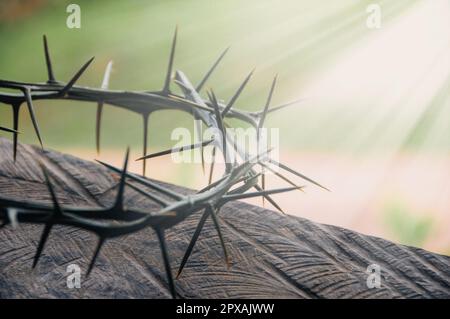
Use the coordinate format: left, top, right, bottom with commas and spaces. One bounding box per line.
0, 137, 449, 299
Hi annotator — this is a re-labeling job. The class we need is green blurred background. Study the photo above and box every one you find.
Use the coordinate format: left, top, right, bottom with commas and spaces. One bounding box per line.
0, 0, 449, 253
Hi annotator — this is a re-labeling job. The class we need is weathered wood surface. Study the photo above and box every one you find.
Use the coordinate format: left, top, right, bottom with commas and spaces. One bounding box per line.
0, 137, 449, 299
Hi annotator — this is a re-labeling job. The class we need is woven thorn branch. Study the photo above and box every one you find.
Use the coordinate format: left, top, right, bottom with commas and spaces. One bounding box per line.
0, 27, 328, 298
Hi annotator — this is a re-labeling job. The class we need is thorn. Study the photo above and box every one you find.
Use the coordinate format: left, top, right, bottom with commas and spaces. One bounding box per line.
196, 47, 230, 92
194, 119, 205, 175
41, 165, 62, 215
227, 184, 284, 214
201, 145, 205, 175
176, 210, 209, 279
260, 162, 304, 193
268, 159, 330, 191
208, 206, 230, 269
96, 61, 113, 155
43, 35, 56, 83
208, 146, 216, 185
60, 57, 95, 97
32, 222, 53, 268
23, 88, 43, 149
142, 113, 149, 176
223, 185, 300, 201
101, 61, 113, 89
95, 102, 103, 155
96, 159, 184, 200
87, 237, 105, 277
126, 182, 169, 207
0, 126, 18, 134
11, 104, 20, 161
258, 75, 277, 131
209, 90, 229, 171
231, 126, 239, 167
32, 165, 63, 269
209, 90, 225, 132
113, 147, 130, 210
222, 69, 254, 117
163, 26, 178, 94
263, 98, 305, 115
135, 139, 213, 161
156, 229, 176, 298
198, 171, 236, 194
253, 184, 284, 214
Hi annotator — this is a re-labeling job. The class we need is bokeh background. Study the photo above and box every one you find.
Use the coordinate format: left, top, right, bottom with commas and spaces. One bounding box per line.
0, 0, 449, 254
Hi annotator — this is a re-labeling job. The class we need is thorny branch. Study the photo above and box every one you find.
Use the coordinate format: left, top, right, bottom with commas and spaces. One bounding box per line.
0, 28, 328, 298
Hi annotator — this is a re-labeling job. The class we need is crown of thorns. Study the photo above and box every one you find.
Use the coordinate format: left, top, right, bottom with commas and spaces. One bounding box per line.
0, 27, 327, 298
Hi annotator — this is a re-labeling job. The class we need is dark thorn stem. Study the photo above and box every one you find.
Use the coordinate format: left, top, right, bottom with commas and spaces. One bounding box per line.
142, 113, 149, 177
208, 146, 216, 185
176, 210, 210, 279
87, 237, 104, 277
23, 88, 43, 149
60, 57, 95, 97
223, 185, 299, 201
163, 26, 177, 94
196, 47, 230, 92
209, 90, 231, 173
252, 184, 284, 214
222, 69, 254, 117
95, 102, 103, 155
43, 35, 56, 83
42, 166, 62, 214
260, 162, 304, 194
264, 98, 305, 115
33, 222, 53, 268
156, 228, 176, 299
195, 119, 205, 175
201, 147, 205, 175
268, 159, 330, 191
97, 159, 183, 200
136, 139, 213, 161
12, 103, 20, 161
258, 75, 278, 131
0, 126, 17, 134
126, 182, 169, 207
208, 206, 230, 268
113, 147, 130, 210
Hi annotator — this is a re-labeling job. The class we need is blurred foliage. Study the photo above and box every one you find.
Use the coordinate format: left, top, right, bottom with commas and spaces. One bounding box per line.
0, 0, 48, 22
383, 200, 434, 247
